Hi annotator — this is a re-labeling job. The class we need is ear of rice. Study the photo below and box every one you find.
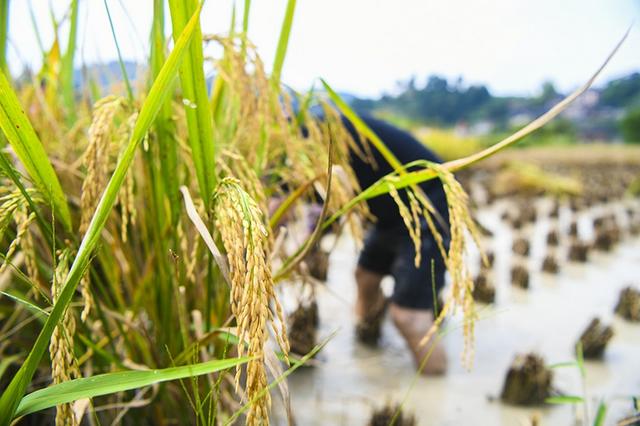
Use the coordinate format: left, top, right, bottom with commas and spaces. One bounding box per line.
49, 248, 80, 426
213, 177, 289, 426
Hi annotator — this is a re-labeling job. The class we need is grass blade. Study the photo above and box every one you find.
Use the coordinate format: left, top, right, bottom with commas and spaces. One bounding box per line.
168, 0, 217, 199
0, 0, 8, 76
547, 361, 579, 369
593, 400, 607, 426
0, 5, 203, 423
271, 0, 296, 87
14, 357, 249, 418
0, 290, 49, 317
546, 396, 584, 404
0, 71, 72, 231
103, 0, 134, 101
60, 0, 79, 123
180, 185, 231, 285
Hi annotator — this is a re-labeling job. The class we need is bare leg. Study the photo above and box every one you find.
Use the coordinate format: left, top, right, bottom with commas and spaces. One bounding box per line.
390, 303, 447, 375
354, 266, 385, 319
354, 266, 387, 344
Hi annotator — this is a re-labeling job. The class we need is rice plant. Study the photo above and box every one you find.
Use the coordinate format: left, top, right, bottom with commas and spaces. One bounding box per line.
0, 0, 625, 424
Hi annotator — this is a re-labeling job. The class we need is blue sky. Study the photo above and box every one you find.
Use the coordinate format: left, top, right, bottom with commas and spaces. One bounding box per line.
6, 0, 640, 97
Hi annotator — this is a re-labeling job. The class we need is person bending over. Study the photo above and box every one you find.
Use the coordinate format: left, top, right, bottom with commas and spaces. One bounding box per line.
343, 115, 450, 376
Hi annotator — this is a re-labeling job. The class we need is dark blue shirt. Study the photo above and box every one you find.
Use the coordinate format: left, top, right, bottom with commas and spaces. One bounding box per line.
341, 115, 450, 230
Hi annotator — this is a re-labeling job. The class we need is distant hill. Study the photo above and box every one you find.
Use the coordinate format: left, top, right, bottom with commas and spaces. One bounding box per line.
73, 60, 140, 91
44, 61, 640, 142
349, 73, 640, 142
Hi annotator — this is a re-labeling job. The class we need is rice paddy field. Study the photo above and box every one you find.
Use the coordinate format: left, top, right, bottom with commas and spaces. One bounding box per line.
278, 146, 640, 425
0, 1, 638, 425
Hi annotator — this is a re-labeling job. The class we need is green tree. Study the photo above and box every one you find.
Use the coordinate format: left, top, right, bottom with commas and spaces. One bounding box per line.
620, 107, 640, 143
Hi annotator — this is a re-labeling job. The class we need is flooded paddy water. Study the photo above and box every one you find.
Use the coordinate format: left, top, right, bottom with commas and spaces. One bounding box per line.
275, 151, 640, 425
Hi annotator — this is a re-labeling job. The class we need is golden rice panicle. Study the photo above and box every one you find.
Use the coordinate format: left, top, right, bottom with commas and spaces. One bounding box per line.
0, 207, 35, 276
213, 177, 289, 426
388, 183, 422, 267
0, 188, 43, 287
16, 207, 39, 284
416, 163, 480, 370
80, 96, 125, 234
115, 112, 139, 243
49, 248, 80, 426
79, 95, 124, 321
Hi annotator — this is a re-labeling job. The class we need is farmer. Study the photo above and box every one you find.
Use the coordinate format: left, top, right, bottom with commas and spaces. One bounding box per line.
342, 115, 450, 376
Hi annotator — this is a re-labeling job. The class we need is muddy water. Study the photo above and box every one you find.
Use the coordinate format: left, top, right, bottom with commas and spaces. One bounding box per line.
275, 198, 640, 426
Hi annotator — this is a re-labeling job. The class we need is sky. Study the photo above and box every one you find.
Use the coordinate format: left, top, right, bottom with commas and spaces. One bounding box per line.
6, 0, 640, 98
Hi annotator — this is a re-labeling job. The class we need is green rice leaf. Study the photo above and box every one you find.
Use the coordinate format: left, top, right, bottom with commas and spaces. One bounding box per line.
0, 291, 49, 317
0, 4, 203, 423
545, 396, 584, 404
547, 361, 579, 369
103, 0, 134, 101
60, 0, 79, 122
15, 357, 250, 418
0, 0, 9, 76
271, 0, 296, 87
593, 400, 607, 426
0, 71, 72, 231
576, 341, 586, 378
168, 0, 217, 198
